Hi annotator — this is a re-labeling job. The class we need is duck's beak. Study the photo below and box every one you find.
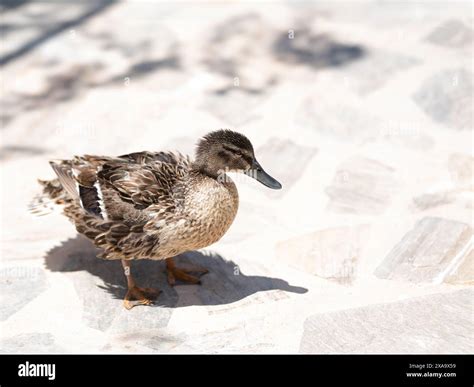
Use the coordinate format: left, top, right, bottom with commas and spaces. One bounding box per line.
250, 159, 282, 190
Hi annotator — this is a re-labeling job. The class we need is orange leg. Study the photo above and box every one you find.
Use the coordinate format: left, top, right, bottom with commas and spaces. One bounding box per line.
122, 260, 160, 310
166, 257, 208, 286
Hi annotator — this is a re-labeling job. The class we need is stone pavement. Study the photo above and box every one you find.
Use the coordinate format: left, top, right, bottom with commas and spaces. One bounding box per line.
0, 1, 472, 353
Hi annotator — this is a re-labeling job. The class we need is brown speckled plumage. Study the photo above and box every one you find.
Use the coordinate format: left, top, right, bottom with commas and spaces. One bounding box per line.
35, 130, 283, 260
39, 150, 238, 261
34, 129, 282, 308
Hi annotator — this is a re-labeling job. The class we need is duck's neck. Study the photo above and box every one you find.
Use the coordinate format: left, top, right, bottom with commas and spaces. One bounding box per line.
191, 160, 221, 180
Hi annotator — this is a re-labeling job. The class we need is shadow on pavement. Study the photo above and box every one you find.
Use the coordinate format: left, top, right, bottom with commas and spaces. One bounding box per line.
0, 0, 117, 66
44, 235, 308, 308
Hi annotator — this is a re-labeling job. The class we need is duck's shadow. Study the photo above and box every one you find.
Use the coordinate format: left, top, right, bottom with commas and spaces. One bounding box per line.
45, 235, 307, 308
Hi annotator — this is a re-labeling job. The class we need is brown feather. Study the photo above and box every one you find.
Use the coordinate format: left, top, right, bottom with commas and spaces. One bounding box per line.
36, 134, 250, 261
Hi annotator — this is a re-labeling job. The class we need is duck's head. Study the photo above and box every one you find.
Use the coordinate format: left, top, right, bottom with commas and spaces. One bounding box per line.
194, 129, 282, 190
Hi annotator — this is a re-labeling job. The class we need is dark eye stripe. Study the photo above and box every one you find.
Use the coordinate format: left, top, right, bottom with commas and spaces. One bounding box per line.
222, 145, 241, 154
222, 145, 253, 164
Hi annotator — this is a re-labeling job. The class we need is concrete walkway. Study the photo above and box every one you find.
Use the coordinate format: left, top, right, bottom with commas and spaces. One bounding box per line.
0, 1, 472, 353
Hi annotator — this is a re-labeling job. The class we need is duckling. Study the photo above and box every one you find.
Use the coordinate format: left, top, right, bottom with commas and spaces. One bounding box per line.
35, 129, 281, 309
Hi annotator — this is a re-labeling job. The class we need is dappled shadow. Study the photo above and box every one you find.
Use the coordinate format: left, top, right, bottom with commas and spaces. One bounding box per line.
205, 13, 365, 76
204, 13, 263, 77
0, 21, 29, 38
213, 84, 269, 96
104, 55, 181, 85
84, 32, 152, 58
128, 57, 180, 76
0, 0, 29, 11
2, 53, 180, 127
44, 235, 307, 308
273, 30, 365, 68
203, 13, 365, 101
1, 1, 180, 126
17, 64, 101, 107
0, 145, 47, 161
1, 64, 102, 127
201, 13, 366, 126
0, 0, 117, 66
203, 13, 274, 89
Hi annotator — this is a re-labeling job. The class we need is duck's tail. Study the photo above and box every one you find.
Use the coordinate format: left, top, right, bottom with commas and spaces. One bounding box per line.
28, 179, 65, 216
28, 160, 79, 217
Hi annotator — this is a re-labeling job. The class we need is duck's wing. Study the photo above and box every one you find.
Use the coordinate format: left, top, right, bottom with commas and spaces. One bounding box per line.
118, 150, 192, 166
98, 151, 190, 211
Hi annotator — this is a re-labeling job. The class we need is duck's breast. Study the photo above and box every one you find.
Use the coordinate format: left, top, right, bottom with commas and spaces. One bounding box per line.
181, 176, 239, 248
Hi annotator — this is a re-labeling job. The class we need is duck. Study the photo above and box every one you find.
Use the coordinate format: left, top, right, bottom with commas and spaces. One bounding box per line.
35, 129, 282, 309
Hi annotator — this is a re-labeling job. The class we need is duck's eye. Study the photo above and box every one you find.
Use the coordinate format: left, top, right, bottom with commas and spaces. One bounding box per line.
223, 145, 243, 157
